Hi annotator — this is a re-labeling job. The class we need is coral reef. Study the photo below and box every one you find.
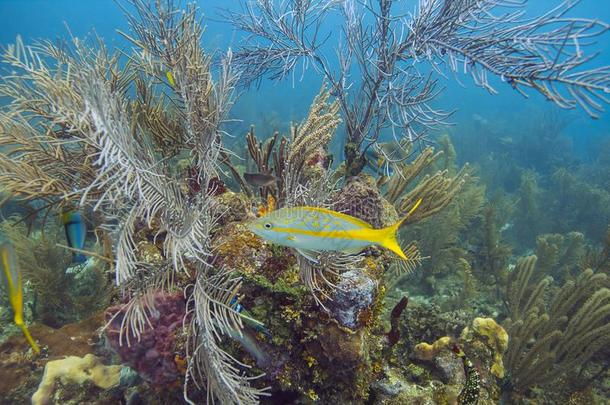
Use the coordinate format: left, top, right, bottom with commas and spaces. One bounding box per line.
460, 317, 508, 379
31, 354, 122, 405
373, 313, 505, 404
105, 292, 187, 386
0, 216, 112, 329
0, 313, 119, 404
209, 201, 388, 403
227, 0, 610, 176
503, 255, 610, 399
1, 0, 608, 403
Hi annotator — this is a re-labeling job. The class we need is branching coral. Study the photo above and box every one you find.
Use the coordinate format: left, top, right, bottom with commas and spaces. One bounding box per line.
582, 225, 610, 275
222, 84, 354, 306
225, 0, 610, 175
224, 84, 340, 209
0, 216, 111, 327
0, 1, 264, 403
503, 255, 610, 394
388, 136, 485, 292
535, 232, 586, 281
383, 140, 469, 224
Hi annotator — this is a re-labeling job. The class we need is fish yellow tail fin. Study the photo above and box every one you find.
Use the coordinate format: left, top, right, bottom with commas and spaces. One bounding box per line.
379, 199, 423, 260
18, 323, 40, 354
1, 243, 40, 354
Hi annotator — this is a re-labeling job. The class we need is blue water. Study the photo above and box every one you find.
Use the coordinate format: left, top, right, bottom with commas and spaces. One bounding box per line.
2, 0, 609, 146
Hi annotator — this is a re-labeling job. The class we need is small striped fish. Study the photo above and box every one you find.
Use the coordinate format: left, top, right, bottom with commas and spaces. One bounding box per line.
61, 210, 87, 263
248, 199, 421, 261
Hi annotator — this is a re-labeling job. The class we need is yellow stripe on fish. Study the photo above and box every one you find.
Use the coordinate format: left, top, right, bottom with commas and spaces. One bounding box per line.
248, 199, 422, 260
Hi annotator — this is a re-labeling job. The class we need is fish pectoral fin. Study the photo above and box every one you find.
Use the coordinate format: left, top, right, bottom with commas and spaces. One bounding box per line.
287, 236, 297, 241
341, 247, 364, 256
295, 248, 320, 264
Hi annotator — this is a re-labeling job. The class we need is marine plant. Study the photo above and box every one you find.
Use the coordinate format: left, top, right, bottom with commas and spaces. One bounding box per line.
383, 136, 470, 223
388, 135, 485, 294
512, 170, 547, 248
222, 85, 341, 208
225, 0, 610, 175
582, 225, 610, 275
0, 0, 269, 402
474, 198, 512, 290
502, 255, 610, 398
0, 217, 111, 328
535, 231, 586, 282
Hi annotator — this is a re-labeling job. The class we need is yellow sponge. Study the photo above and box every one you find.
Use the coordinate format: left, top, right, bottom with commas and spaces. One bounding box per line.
32, 354, 121, 405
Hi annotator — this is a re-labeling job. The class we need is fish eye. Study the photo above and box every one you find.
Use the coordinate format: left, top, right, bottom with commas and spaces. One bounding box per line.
264, 223, 273, 229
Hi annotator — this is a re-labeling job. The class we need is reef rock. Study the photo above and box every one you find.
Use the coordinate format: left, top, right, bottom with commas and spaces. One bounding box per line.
105, 292, 187, 386
334, 174, 398, 228
31, 354, 122, 405
328, 268, 377, 329
214, 191, 251, 227
412, 335, 466, 386
318, 322, 365, 366
211, 222, 272, 272
460, 317, 508, 378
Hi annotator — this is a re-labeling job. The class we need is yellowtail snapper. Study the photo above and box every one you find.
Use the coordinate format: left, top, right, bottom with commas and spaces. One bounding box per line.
61, 210, 87, 263
0, 242, 40, 354
248, 199, 422, 261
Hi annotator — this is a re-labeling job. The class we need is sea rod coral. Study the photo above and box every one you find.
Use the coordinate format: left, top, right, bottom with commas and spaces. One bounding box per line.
0, 0, 266, 403
502, 255, 610, 398
225, 0, 610, 175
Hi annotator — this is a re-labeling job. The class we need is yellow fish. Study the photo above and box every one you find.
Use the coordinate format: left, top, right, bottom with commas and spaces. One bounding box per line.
0, 243, 40, 354
166, 71, 176, 87
248, 199, 422, 261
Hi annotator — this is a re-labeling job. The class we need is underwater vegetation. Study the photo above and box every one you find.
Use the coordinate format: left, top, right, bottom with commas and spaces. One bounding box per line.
0, 217, 111, 330
0, 0, 609, 404
503, 256, 610, 401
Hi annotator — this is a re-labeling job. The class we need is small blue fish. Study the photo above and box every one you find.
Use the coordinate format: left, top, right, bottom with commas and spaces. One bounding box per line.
226, 327, 271, 368
231, 296, 271, 338
61, 210, 87, 263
